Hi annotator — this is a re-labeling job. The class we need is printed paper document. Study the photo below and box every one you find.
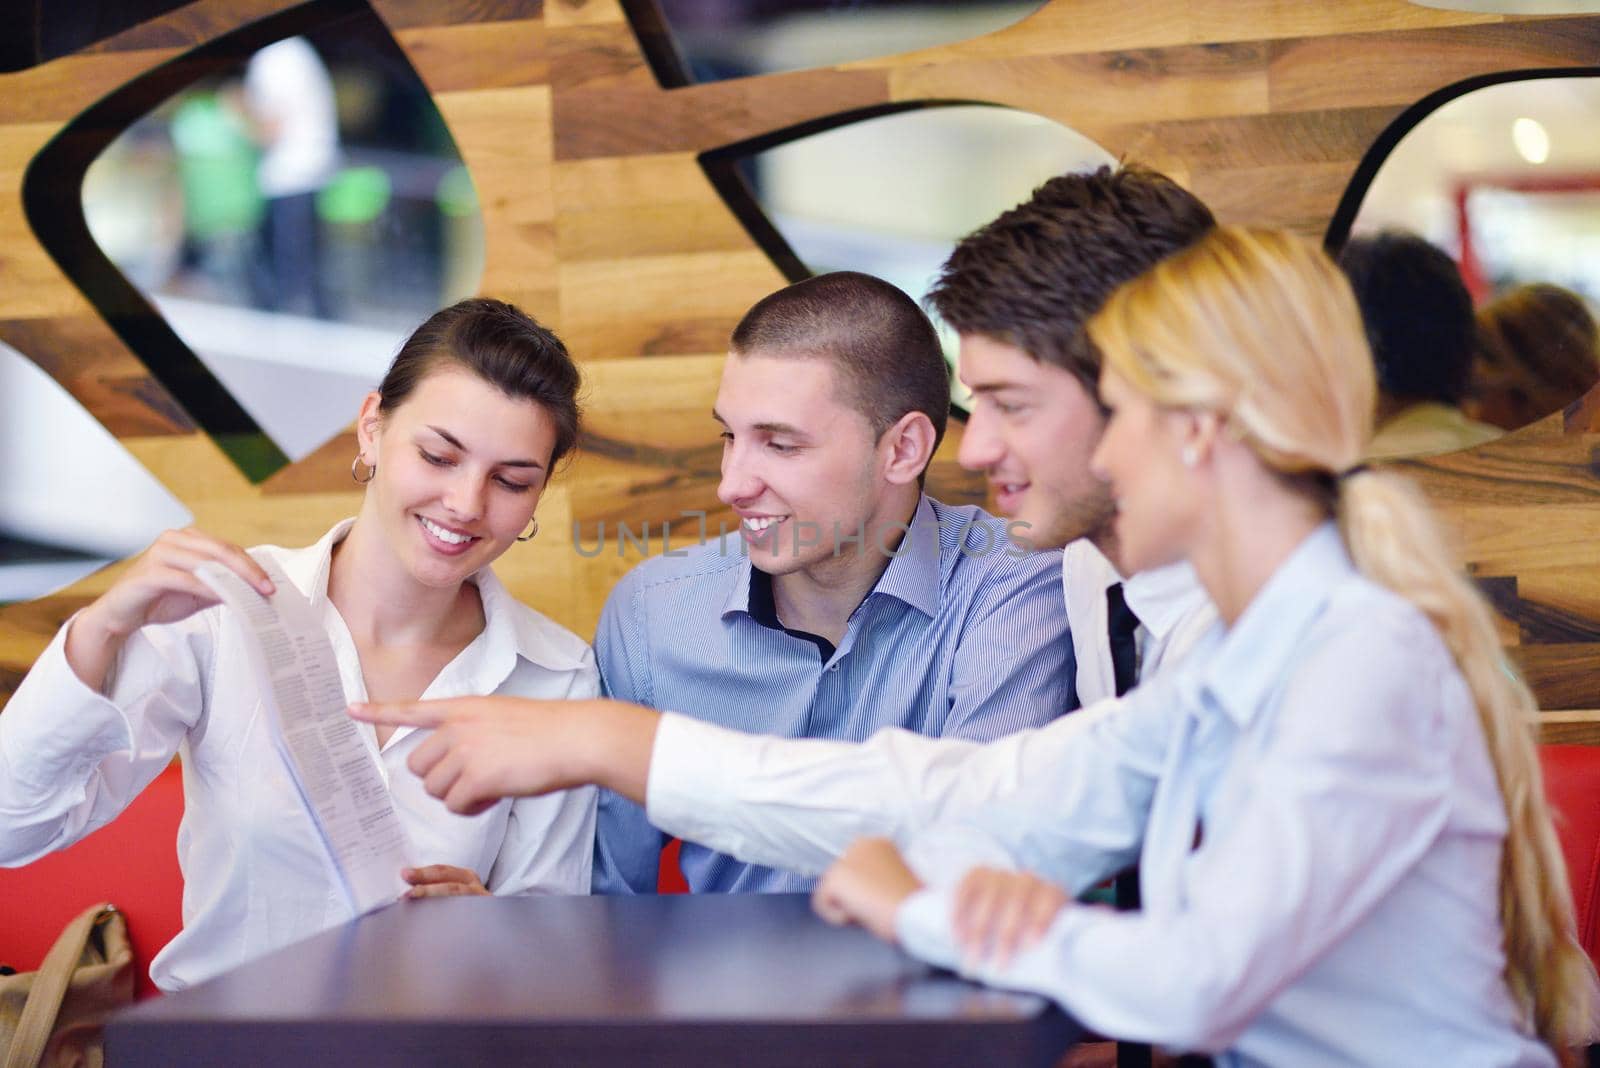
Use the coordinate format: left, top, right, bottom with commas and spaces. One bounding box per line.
195, 558, 412, 914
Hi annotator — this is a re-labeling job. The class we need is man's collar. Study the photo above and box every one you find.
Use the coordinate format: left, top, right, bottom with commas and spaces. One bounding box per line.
718, 532, 757, 620
1124, 559, 1209, 643
747, 564, 781, 629
1076, 538, 1207, 643
719, 495, 942, 623
870, 495, 941, 620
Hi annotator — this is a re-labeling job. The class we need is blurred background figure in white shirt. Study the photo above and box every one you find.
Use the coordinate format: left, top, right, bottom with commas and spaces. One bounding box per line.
244, 35, 338, 318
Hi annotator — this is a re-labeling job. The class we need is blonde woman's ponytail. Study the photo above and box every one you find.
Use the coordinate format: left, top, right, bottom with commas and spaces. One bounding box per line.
1089, 225, 1599, 1055
1339, 468, 1598, 1049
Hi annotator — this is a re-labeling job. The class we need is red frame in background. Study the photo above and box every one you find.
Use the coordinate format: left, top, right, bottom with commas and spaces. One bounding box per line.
1454, 173, 1600, 303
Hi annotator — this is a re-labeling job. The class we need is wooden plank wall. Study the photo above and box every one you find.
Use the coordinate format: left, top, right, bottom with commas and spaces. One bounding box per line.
1, 0, 1597, 732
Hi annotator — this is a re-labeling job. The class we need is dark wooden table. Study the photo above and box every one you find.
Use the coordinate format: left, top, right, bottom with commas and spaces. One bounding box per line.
107, 893, 1078, 1066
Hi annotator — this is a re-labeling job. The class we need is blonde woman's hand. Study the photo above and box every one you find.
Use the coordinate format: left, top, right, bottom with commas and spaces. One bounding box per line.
403, 864, 490, 898
68, 527, 274, 692
951, 867, 1069, 970
811, 837, 923, 943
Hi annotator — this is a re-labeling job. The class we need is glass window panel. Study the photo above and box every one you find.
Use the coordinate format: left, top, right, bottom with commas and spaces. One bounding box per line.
1338, 76, 1600, 446
0, 341, 192, 605
714, 105, 1114, 411
59, 8, 484, 474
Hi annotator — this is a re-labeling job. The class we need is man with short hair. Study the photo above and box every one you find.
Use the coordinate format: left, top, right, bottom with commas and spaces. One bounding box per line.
590, 270, 1075, 894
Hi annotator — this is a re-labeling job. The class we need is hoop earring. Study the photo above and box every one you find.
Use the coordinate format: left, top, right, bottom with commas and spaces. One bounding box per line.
516, 518, 540, 543
351, 455, 376, 484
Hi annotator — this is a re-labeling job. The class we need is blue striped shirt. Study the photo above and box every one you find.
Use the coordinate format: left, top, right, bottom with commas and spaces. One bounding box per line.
593, 495, 1077, 893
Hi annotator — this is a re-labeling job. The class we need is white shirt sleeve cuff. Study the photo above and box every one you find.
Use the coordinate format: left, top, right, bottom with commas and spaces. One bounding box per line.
895, 886, 964, 972
645, 712, 742, 842
0, 615, 138, 788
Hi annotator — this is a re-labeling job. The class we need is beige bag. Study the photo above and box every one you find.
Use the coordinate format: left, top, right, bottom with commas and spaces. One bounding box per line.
0, 904, 133, 1068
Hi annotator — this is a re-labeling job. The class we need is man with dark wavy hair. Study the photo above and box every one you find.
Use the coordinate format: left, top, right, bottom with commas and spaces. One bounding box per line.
922, 162, 1218, 1068
929, 164, 1216, 558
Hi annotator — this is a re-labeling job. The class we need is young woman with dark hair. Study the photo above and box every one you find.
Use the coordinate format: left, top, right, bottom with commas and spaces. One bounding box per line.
0, 297, 596, 992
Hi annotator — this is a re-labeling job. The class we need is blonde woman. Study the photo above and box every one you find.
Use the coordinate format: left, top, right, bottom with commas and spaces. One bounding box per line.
808, 228, 1596, 1064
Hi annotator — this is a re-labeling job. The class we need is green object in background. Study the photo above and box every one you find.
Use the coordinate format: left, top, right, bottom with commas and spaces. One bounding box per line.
213, 432, 290, 485
169, 92, 263, 238
316, 165, 390, 224
435, 164, 479, 218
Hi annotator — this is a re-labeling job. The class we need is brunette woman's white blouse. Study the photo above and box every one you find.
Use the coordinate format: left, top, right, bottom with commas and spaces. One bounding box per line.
0, 520, 597, 991
891, 524, 1552, 1067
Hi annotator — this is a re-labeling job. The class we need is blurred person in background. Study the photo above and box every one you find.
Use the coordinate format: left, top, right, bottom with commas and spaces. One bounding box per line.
1469, 282, 1600, 431
1338, 230, 1502, 460
244, 35, 338, 318
168, 87, 263, 304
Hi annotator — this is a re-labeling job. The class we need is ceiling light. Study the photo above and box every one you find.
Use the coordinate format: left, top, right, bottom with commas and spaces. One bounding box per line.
1512, 116, 1550, 164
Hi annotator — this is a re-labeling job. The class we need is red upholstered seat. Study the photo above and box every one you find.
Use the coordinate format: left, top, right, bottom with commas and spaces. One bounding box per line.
658, 836, 689, 894
0, 761, 184, 999
1540, 745, 1600, 965
0, 761, 691, 1004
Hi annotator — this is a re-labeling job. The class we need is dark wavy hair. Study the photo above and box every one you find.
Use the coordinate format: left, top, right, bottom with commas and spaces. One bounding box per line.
377, 297, 582, 470
1337, 231, 1475, 406
927, 163, 1215, 394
